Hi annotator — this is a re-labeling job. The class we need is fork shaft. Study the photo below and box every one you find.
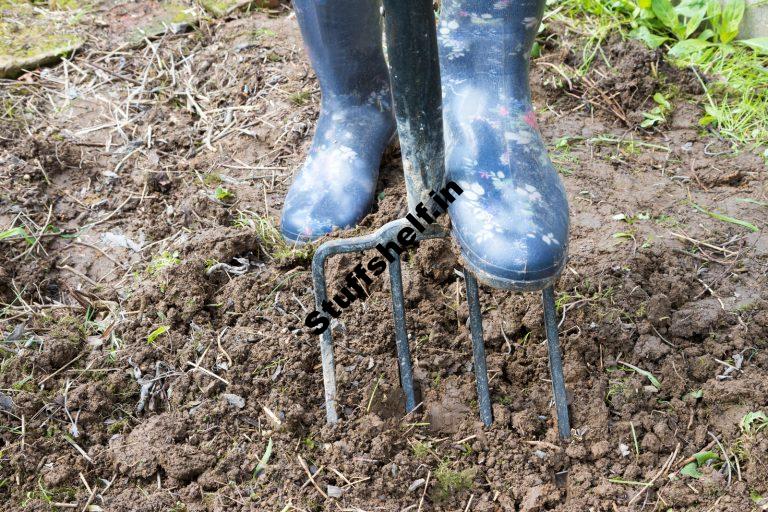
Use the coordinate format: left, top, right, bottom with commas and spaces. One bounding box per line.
389, 256, 417, 412
382, 0, 445, 210
542, 286, 571, 439
465, 272, 493, 426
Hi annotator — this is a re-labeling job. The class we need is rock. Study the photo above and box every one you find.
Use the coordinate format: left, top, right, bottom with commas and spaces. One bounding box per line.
222, 393, 245, 409
327, 485, 344, 498
738, 0, 768, 38
521, 484, 557, 512
0, 1, 83, 79
408, 478, 425, 492
0, 393, 13, 412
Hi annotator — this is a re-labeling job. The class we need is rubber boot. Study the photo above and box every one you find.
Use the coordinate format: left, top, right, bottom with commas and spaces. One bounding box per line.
438, 0, 569, 290
281, 0, 396, 243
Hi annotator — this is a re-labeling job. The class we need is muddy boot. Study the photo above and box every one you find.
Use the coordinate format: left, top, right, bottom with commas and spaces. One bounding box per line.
438, 0, 569, 290
280, 0, 396, 243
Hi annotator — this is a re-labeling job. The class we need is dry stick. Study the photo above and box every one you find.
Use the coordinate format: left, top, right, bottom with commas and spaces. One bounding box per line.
298, 455, 327, 499
12, 203, 53, 262
417, 470, 431, 512
628, 443, 680, 505
186, 361, 230, 386
709, 432, 732, 487
300, 466, 325, 490
79, 473, 97, 512
676, 439, 717, 470
58, 265, 100, 287
525, 440, 562, 451
330, 468, 352, 487
463, 494, 474, 512
39, 353, 85, 386
63, 434, 93, 464
83, 61, 142, 86
216, 327, 233, 368
73, 240, 128, 268
669, 232, 737, 257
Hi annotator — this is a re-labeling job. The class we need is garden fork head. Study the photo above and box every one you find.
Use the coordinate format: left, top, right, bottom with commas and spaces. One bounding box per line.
310, 0, 571, 439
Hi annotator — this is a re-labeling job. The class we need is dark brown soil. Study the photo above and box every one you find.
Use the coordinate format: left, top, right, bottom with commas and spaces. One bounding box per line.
1, 5, 768, 512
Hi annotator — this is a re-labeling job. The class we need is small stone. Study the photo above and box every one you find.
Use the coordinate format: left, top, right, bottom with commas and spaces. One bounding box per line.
223, 393, 245, 409
327, 485, 344, 498
619, 443, 631, 458
0, 393, 13, 412
408, 478, 425, 492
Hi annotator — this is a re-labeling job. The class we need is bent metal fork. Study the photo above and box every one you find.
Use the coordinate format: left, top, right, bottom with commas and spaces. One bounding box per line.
309, 0, 571, 439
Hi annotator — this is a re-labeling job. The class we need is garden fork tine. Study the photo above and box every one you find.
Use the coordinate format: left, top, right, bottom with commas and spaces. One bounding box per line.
464, 276, 570, 437
312, 220, 445, 423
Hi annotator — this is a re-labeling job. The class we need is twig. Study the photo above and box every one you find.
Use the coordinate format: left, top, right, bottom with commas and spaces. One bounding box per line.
628, 443, 680, 505
298, 455, 327, 499
418, 470, 431, 512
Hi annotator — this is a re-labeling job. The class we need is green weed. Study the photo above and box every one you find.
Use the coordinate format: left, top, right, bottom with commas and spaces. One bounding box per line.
434, 461, 476, 500
232, 209, 314, 264
549, 0, 768, 148
146, 251, 181, 274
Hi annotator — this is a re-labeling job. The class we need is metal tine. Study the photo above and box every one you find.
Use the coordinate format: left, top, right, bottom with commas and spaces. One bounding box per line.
542, 286, 571, 439
389, 256, 417, 412
312, 219, 446, 424
313, 253, 338, 424
464, 272, 493, 426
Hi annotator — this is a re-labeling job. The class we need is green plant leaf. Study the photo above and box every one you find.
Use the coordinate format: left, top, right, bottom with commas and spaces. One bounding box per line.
740, 411, 768, 434
0, 227, 34, 244
668, 38, 713, 60
253, 438, 273, 476
719, 0, 745, 43
619, 361, 661, 389
680, 462, 702, 478
653, 92, 672, 109
737, 37, 768, 55
706, 0, 722, 26
652, 0, 680, 32
630, 26, 670, 48
691, 202, 759, 232
147, 325, 170, 344
693, 451, 719, 465
677, 0, 708, 37
638, 0, 652, 8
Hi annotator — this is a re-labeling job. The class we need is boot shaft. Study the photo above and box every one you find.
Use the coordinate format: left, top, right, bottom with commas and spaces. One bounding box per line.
293, 0, 391, 103
438, 0, 545, 97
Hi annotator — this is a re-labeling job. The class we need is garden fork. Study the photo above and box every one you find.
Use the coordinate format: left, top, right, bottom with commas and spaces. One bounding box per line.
310, 0, 571, 439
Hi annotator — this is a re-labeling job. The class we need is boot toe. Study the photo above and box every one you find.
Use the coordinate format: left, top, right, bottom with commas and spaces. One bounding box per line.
280, 195, 371, 243
450, 198, 568, 291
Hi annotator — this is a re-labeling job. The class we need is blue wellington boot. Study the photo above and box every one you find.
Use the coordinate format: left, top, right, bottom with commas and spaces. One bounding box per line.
438, 0, 569, 291
281, 0, 396, 243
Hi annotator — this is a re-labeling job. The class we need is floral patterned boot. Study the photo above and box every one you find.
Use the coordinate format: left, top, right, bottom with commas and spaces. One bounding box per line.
281, 0, 396, 243
439, 0, 569, 290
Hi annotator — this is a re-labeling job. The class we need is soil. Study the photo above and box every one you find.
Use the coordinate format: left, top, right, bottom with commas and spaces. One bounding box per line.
2, 4, 768, 512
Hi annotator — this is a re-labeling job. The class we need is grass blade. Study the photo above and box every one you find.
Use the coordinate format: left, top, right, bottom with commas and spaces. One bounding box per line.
691, 202, 758, 232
